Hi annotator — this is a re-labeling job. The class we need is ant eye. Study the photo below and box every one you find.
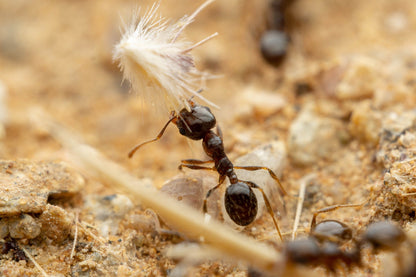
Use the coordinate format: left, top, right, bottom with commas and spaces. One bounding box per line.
179, 127, 186, 135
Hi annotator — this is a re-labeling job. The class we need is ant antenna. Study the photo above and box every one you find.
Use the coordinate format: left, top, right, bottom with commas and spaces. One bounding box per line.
310, 200, 369, 231
128, 115, 176, 158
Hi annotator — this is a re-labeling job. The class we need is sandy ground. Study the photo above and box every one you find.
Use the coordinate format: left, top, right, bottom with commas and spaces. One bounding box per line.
1, 0, 416, 276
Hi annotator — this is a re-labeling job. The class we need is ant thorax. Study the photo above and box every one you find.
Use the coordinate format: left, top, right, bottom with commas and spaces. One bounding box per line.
176, 104, 216, 140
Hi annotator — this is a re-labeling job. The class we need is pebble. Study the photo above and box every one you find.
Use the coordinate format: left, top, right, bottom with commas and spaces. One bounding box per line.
335, 56, 382, 100
0, 160, 84, 217
160, 175, 205, 210
39, 204, 72, 243
288, 105, 348, 165
348, 101, 383, 145
233, 86, 287, 120
160, 173, 221, 221
8, 214, 41, 239
124, 210, 159, 233
84, 194, 133, 237
384, 12, 408, 33
0, 160, 83, 240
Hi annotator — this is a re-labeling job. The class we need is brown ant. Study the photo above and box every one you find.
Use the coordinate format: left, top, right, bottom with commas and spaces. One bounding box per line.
128, 100, 288, 240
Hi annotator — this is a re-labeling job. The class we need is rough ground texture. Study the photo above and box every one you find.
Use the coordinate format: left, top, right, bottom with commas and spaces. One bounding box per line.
1, 0, 416, 276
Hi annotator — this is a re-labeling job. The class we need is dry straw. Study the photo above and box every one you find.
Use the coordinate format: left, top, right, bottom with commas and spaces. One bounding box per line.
113, 0, 218, 114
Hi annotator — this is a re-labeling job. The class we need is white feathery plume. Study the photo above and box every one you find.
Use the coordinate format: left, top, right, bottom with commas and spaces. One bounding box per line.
113, 0, 218, 114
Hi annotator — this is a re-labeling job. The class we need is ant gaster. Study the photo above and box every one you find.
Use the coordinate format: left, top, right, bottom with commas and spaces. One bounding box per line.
128, 100, 288, 240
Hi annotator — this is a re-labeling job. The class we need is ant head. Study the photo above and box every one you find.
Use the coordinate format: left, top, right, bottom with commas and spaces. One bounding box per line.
176, 104, 216, 140
224, 182, 257, 226
312, 220, 353, 243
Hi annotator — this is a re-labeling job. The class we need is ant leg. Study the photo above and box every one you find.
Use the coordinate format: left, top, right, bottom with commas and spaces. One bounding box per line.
310, 200, 368, 231
241, 180, 283, 241
233, 166, 289, 197
128, 116, 176, 158
203, 175, 226, 214
181, 159, 214, 164
179, 159, 214, 170
178, 164, 216, 171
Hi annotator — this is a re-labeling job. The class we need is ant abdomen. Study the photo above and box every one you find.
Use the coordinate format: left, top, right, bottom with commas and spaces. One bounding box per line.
224, 182, 258, 226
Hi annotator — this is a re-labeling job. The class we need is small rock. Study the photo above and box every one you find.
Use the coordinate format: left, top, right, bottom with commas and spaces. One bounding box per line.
124, 212, 159, 233
288, 105, 348, 165
160, 173, 221, 221
39, 204, 72, 242
384, 12, 408, 33
335, 56, 382, 100
0, 160, 84, 217
0, 159, 83, 241
233, 87, 287, 120
84, 194, 133, 237
8, 214, 41, 239
348, 101, 383, 145
79, 260, 98, 271
117, 264, 134, 276
160, 175, 204, 210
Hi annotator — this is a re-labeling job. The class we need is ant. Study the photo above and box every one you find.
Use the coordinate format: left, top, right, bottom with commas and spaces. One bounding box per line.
260, 0, 296, 66
285, 223, 405, 274
284, 202, 407, 274
128, 100, 289, 240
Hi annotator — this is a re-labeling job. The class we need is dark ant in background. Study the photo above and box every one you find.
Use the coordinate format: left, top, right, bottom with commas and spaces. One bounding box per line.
128, 100, 288, 240
284, 203, 408, 274
260, 0, 296, 66
285, 220, 406, 273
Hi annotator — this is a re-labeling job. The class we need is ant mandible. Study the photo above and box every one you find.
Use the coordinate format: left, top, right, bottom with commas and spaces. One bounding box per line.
128, 100, 288, 240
